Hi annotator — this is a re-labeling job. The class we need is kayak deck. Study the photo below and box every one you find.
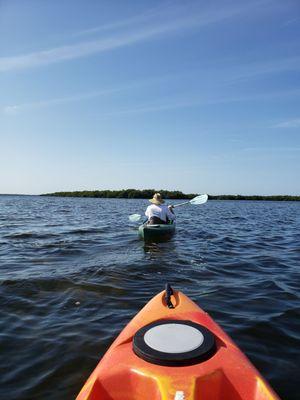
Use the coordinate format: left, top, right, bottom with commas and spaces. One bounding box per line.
77, 287, 280, 400
138, 222, 176, 241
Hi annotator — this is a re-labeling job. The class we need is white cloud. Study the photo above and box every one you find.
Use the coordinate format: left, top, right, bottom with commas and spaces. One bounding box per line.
2, 87, 122, 114
274, 118, 300, 128
225, 56, 300, 84
243, 146, 300, 152
72, 1, 175, 37
3, 85, 300, 116
1, 74, 175, 114
3, 105, 19, 115
0, 1, 267, 72
96, 88, 300, 118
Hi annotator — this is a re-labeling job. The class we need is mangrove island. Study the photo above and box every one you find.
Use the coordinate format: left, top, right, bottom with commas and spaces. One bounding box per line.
41, 190, 300, 201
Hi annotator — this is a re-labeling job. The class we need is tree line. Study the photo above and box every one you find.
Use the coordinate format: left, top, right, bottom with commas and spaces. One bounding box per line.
41, 190, 300, 201
209, 194, 300, 201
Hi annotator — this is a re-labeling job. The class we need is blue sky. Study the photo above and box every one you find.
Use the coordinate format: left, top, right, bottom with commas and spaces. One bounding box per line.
0, 0, 299, 195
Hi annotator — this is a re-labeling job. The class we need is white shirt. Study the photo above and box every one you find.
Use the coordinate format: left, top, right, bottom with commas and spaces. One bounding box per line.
145, 204, 176, 222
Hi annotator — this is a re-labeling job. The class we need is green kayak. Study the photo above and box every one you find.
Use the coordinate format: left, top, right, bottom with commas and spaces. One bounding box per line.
138, 222, 176, 241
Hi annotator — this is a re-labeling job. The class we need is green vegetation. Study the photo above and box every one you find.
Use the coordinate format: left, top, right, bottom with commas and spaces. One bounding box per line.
41, 190, 300, 201
209, 195, 300, 201
41, 189, 196, 199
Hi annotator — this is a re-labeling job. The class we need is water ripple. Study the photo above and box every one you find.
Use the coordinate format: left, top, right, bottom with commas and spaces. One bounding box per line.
0, 196, 299, 399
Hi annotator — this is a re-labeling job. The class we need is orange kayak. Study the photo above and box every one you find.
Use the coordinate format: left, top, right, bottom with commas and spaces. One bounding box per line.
77, 285, 280, 400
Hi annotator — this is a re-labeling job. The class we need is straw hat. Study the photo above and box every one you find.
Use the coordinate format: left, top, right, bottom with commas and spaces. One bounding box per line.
149, 193, 165, 205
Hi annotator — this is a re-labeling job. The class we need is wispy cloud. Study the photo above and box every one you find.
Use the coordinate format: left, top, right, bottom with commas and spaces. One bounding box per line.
0, 1, 267, 72
3, 84, 300, 116
72, 1, 175, 37
3, 105, 19, 115
224, 56, 300, 84
281, 17, 300, 27
84, 88, 300, 119
1, 74, 175, 114
273, 118, 300, 128
3, 88, 117, 114
242, 146, 300, 152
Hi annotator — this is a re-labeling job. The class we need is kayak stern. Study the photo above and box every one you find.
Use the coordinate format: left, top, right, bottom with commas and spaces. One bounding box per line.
138, 223, 176, 241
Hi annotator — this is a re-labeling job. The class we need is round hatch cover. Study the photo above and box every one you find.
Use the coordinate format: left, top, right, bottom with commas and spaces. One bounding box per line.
133, 320, 216, 366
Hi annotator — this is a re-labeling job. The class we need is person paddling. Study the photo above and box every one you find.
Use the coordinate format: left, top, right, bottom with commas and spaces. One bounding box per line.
145, 193, 176, 225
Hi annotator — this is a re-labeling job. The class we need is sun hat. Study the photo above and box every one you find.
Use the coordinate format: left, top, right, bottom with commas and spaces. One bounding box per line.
149, 193, 165, 205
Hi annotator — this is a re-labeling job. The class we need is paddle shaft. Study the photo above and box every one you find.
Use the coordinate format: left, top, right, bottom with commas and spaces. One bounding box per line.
172, 200, 190, 208
172, 194, 208, 208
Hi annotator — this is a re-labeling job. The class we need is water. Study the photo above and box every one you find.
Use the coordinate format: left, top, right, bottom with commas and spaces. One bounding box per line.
0, 195, 299, 399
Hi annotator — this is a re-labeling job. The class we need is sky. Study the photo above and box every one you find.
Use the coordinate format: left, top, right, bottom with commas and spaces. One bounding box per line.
0, 0, 299, 195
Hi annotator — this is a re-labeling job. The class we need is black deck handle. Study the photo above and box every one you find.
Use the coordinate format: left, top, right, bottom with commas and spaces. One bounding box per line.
165, 283, 174, 309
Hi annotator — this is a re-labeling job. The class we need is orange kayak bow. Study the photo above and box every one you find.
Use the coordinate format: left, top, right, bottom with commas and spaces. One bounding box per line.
77, 285, 280, 400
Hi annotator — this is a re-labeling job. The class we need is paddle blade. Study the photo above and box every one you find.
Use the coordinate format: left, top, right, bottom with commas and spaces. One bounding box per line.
129, 213, 142, 222
190, 194, 208, 205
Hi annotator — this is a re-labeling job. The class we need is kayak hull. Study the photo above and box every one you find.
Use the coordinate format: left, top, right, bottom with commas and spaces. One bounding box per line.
77, 289, 280, 400
138, 223, 176, 241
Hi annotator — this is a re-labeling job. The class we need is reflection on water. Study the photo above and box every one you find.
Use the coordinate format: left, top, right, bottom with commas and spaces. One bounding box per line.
0, 195, 299, 399
143, 239, 177, 254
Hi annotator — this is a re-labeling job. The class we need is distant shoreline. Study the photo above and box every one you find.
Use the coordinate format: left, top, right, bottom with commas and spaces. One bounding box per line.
40, 190, 300, 201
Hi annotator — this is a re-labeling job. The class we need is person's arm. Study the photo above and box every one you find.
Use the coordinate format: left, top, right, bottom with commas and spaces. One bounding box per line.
167, 205, 176, 220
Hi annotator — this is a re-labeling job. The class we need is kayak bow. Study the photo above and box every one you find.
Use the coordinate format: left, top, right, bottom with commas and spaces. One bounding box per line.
77, 286, 280, 400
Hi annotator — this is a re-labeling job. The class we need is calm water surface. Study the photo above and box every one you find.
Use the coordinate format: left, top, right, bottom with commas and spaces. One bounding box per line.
0, 195, 299, 399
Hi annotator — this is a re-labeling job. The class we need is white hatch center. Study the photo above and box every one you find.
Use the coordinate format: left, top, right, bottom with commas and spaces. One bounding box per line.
144, 323, 204, 354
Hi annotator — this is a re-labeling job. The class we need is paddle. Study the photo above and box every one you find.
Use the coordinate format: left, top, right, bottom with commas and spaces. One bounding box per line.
129, 213, 144, 222
128, 194, 208, 222
172, 193, 208, 208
